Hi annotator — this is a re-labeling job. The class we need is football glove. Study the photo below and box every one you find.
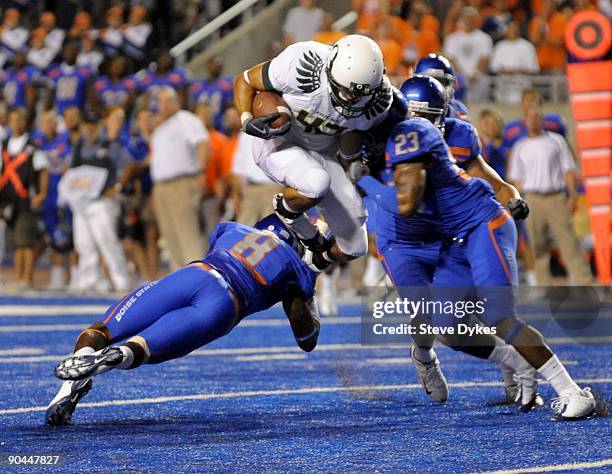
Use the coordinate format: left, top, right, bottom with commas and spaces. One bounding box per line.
243, 113, 290, 139
348, 160, 370, 184
508, 197, 529, 220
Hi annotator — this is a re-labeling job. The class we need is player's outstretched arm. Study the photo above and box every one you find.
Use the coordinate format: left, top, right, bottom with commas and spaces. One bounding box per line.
282, 293, 320, 352
466, 156, 529, 220
394, 162, 426, 217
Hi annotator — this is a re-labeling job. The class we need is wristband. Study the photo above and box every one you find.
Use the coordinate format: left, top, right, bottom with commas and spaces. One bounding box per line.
240, 111, 253, 126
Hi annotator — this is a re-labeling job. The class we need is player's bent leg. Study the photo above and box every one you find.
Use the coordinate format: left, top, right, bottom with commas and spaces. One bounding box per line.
379, 240, 449, 402
466, 215, 595, 418
317, 154, 368, 262
254, 139, 330, 246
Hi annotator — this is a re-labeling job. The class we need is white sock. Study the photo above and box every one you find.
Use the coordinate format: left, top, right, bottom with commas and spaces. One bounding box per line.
538, 355, 581, 397
413, 346, 435, 363
73, 347, 95, 357
488, 345, 532, 373
116, 345, 134, 370
362, 255, 385, 287
526, 271, 537, 286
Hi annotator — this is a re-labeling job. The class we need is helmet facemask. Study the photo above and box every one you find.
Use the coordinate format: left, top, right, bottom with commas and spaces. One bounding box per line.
407, 100, 447, 133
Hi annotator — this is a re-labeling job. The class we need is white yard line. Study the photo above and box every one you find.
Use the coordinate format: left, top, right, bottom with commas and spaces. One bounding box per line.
476, 458, 612, 474
1, 378, 610, 417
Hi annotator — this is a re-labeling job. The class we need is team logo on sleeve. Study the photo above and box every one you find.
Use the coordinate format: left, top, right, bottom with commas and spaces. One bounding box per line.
296, 50, 324, 93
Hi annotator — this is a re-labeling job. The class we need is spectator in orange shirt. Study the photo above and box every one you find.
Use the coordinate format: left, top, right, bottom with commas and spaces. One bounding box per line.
353, 0, 389, 34
411, 0, 440, 35
374, 18, 402, 75
311, 11, 347, 45
399, 9, 441, 72
528, 0, 569, 72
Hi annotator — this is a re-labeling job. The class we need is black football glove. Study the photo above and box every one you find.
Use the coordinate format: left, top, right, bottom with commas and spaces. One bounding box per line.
243, 113, 290, 139
508, 197, 529, 220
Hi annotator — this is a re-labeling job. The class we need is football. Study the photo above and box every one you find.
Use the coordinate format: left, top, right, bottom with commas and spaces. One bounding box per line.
252, 91, 291, 128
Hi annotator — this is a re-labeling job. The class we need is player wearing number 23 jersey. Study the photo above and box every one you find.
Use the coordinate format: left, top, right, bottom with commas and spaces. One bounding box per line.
386, 117, 502, 239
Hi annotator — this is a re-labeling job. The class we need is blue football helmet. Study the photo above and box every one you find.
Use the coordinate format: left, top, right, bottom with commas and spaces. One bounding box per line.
414, 54, 455, 87
254, 214, 295, 247
414, 53, 456, 101
399, 76, 447, 130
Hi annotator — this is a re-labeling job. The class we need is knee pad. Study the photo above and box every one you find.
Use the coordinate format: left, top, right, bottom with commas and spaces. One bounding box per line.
298, 168, 331, 199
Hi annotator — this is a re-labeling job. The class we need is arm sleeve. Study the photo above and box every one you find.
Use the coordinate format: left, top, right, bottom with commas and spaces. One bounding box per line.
267, 42, 327, 94
506, 143, 524, 182
480, 33, 494, 57
187, 113, 209, 145
527, 43, 540, 72
490, 45, 502, 72
556, 135, 576, 172
32, 150, 49, 171
357, 176, 398, 213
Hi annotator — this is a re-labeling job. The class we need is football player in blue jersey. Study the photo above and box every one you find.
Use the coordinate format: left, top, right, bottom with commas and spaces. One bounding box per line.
355, 81, 535, 406
376, 76, 595, 420
46, 215, 321, 426
414, 54, 470, 123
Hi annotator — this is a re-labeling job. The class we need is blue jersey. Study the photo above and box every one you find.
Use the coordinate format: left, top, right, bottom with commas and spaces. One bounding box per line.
190, 76, 233, 130
386, 117, 501, 238
93, 76, 137, 109
482, 140, 510, 178
448, 98, 470, 122
46, 64, 92, 114
122, 131, 152, 194
503, 114, 566, 148
136, 69, 189, 111
1, 66, 41, 108
202, 222, 316, 317
444, 117, 480, 167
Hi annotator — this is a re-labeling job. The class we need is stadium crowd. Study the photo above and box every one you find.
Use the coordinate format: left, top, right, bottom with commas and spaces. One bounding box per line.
0, 0, 604, 293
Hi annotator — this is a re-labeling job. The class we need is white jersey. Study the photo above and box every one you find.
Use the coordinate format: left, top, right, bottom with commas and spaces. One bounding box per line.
265, 41, 392, 152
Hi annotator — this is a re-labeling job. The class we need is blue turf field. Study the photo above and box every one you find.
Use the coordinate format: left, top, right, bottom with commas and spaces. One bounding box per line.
0, 295, 610, 473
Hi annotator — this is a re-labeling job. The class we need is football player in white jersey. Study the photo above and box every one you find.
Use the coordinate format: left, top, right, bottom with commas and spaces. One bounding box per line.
234, 35, 392, 273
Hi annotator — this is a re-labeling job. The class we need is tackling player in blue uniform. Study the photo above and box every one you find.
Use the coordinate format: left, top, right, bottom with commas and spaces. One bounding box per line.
414, 54, 470, 123
46, 215, 321, 425
379, 76, 596, 420
356, 80, 535, 407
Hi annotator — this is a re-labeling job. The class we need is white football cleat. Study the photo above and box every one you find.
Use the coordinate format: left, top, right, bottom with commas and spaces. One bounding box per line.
55, 346, 124, 381
513, 366, 544, 412
318, 271, 338, 316
411, 346, 448, 403
551, 388, 596, 420
46, 378, 92, 425
502, 366, 519, 403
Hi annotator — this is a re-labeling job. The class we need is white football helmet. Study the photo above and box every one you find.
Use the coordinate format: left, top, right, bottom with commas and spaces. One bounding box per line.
326, 35, 385, 118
